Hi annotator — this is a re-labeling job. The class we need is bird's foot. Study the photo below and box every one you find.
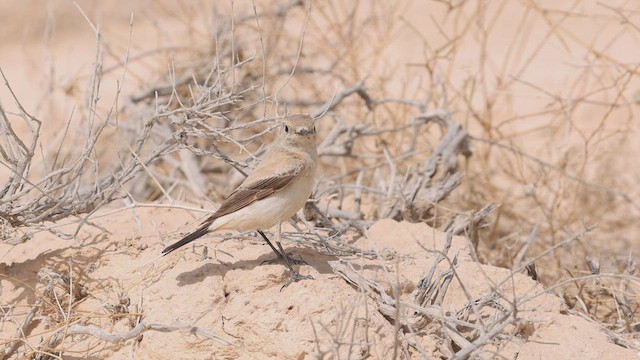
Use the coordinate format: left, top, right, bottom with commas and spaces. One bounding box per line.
280, 270, 314, 291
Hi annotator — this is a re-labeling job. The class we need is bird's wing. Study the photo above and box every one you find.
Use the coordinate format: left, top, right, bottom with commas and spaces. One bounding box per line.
202, 153, 304, 223
209, 167, 301, 220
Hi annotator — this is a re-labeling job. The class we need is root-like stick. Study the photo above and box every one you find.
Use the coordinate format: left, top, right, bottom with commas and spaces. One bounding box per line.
1, 302, 41, 359
449, 314, 516, 360
65, 322, 235, 347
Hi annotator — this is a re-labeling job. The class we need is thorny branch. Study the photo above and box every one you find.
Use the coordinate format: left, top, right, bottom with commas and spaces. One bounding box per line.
0, 0, 309, 242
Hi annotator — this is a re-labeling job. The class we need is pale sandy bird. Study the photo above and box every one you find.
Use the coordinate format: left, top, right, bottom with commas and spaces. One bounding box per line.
162, 114, 317, 286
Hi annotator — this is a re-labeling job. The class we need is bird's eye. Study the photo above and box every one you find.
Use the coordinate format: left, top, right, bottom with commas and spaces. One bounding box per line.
284, 125, 289, 133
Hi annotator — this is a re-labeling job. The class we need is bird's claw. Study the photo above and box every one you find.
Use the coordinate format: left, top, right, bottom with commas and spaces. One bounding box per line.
280, 271, 314, 291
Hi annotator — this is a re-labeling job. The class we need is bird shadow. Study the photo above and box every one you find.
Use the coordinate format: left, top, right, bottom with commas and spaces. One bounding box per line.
174, 245, 337, 287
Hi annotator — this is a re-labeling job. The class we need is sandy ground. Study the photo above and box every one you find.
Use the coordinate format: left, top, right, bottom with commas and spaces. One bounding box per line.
1, 1, 640, 359
1, 208, 637, 359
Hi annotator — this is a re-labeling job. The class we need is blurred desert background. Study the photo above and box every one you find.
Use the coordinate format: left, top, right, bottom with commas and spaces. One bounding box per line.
1, 0, 639, 359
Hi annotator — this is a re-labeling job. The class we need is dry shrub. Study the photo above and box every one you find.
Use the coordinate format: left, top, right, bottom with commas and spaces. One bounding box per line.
2, 0, 640, 358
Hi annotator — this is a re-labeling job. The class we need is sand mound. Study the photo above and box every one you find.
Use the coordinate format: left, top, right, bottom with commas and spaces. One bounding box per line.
1, 207, 635, 359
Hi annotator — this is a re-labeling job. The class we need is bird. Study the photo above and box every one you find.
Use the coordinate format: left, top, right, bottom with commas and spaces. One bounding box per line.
162, 114, 318, 287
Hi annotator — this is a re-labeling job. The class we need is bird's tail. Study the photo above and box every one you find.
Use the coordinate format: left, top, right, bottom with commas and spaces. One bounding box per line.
161, 223, 210, 255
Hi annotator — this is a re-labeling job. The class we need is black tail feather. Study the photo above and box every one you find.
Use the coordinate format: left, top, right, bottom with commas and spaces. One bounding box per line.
162, 224, 210, 255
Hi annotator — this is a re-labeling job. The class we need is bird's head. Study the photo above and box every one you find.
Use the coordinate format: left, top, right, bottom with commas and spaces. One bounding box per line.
279, 114, 317, 153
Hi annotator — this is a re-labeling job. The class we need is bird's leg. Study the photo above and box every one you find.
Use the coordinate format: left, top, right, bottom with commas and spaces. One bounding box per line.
257, 230, 282, 259
258, 230, 307, 266
257, 222, 312, 289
